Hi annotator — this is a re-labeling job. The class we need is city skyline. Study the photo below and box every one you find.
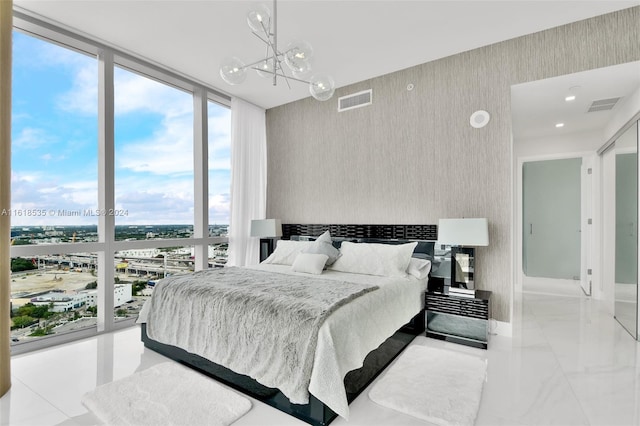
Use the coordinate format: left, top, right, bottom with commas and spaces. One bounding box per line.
10, 223, 229, 244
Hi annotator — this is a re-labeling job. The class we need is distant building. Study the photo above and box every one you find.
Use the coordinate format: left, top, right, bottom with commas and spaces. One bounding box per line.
30, 292, 87, 312
116, 248, 161, 258
31, 284, 133, 312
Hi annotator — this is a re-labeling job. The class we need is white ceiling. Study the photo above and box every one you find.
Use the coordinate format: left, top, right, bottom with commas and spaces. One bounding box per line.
13, 0, 640, 109
512, 61, 640, 142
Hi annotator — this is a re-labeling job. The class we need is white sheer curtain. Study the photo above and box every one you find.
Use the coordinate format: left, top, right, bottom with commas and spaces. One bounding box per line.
226, 98, 267, 266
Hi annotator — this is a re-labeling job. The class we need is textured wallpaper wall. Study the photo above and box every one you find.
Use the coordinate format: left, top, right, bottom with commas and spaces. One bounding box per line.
265, 7, 640, 322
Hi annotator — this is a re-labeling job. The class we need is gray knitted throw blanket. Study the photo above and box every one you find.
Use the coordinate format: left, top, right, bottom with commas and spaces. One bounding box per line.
146, 267, 379, 404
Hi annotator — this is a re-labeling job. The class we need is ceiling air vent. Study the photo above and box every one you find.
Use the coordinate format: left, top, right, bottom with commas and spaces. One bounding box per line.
587, 97, 621, 112
338, 89, 372, 112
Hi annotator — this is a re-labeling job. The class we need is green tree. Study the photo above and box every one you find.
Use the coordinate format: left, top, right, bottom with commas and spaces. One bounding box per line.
131, 280, 147, 296
32, 304, 52, 319
85, 281, 97, 289
11, 315, 36, 329
16, 303, 53, 319
16, 303, 35, 317
116, 308, 127, 317
11, 257, 37, 272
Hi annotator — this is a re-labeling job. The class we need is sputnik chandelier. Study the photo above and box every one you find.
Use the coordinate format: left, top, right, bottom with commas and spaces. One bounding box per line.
219, 0, 335, 101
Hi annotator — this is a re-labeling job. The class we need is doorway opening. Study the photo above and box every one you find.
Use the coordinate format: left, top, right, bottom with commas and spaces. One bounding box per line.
519, 156, 593, 296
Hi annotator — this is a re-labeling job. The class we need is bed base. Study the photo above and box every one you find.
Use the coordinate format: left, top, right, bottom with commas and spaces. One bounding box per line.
141, 311, 424, 426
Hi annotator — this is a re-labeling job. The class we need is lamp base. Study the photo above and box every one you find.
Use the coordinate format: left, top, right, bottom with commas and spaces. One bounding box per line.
259, 238, 275, 263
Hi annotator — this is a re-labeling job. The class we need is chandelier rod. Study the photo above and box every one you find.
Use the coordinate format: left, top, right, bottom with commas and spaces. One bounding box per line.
249, 67, 312, 85
242, 57, 275, 70
273, 0, 277, 86
251, 31, 270, 47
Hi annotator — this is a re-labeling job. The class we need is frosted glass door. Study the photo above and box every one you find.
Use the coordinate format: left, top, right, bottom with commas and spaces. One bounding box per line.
523, 158, 582, 279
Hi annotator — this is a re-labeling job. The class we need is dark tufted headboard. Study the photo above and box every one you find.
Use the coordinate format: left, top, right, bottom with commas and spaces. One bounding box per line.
282, 223, 439, 260
281, 224, 438, 241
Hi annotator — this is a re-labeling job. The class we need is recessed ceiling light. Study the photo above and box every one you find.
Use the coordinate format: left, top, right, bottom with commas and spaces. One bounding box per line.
555, 123, 565, 128
565, 95, 576, 101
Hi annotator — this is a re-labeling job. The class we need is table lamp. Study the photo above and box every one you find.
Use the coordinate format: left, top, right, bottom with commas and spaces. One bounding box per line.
250, 219, 282, 262
437, 218, 489, 296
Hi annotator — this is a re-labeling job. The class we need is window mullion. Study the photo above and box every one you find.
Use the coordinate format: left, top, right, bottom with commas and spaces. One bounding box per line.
97, 48, 115, 332
193, 88, 209, 271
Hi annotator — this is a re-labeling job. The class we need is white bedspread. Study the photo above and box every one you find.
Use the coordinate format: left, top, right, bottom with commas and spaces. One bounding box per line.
138, 265, 427, 419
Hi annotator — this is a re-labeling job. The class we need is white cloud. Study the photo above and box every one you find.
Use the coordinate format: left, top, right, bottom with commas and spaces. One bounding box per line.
208, 110, 232, 171
38, 39, 92, 69
209, 111, 232, 139
208, 156, 231, 171
117, 112, 194, 175
13, 128, 55, 149
39, 153, 67, 164
114, 69, 192, 117
58, 64, 98, 115
115, 189, 194, 225
11, 171, 38, 183
11, 112, 31, 124
62, 180, 99, 206
209, 192, 230, 224
114, 173, 194, 225
10, 172, 98, 226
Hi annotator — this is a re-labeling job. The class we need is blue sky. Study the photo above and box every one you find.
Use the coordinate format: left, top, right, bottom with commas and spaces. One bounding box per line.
11, 31, 231, 227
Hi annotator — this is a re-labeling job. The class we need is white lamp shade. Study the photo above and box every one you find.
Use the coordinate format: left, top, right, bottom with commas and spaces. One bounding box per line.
437, 218, 489, 246
250, 219, 282, 238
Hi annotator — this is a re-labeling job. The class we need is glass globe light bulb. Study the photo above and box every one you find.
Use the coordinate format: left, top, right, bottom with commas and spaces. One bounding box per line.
247, 4, 271, 34
309, 74, 335, 101
256, 59, 275, 78
291, 61, 312, 78
284, 40, 314, 70
219, 57, 247, 85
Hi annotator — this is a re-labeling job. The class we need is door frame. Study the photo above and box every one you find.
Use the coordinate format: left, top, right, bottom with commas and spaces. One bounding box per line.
515, 151, 600, 297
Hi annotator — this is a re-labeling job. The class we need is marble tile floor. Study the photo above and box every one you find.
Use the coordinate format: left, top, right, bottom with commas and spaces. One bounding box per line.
1, 291, 639, 426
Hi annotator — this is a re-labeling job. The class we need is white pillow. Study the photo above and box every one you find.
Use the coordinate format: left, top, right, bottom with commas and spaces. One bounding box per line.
262, 240, 315, 265
406, 258, 432, 279
291, 253, 329, 275
315, 230, 332, 244
301, 230, 341, 265
329, 241, 418, 277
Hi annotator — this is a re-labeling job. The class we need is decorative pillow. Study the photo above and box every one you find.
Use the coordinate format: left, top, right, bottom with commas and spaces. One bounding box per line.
262, 240, 315, 265
406, 258, 432, 279
301, 230, 341, 265
291, 253, 329, 275
329, 241, 418, 277
315, 230, 332, 244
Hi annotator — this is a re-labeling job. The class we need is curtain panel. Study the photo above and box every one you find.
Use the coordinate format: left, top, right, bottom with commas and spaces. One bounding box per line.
226, 98, 267, 266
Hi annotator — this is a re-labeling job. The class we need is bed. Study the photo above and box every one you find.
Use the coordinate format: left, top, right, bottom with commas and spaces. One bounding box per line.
139, 224, 438, 426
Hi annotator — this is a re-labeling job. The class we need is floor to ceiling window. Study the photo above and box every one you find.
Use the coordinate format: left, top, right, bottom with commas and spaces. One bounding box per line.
114, 67, 195, 237
10, 30, 103, 345
208, 101, 231, 266
9, 14, 231, 352
11, 32, 99, 228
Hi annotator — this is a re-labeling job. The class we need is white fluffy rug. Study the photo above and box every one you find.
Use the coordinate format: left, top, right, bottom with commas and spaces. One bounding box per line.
368, 345, 487, 426
82, 362, 252, 426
